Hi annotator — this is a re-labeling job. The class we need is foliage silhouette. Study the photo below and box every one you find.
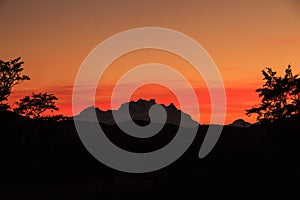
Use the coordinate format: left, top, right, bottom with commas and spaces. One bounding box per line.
246, 65, 300, 123
0, 57, 30, 110
14, 92, 59, 119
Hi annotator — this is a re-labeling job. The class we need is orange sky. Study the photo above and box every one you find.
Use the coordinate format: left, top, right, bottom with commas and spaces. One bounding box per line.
1, 0, 300, 124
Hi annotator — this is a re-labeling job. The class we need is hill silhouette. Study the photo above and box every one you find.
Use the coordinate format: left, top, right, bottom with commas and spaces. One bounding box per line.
229, 119, 252, 128
0, 100, 300, 199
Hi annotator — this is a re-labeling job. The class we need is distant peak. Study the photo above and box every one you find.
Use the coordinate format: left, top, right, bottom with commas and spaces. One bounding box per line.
229, 119, 252, 128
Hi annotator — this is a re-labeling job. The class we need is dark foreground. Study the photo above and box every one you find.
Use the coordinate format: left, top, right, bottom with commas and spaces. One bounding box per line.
1, 111, 299, 199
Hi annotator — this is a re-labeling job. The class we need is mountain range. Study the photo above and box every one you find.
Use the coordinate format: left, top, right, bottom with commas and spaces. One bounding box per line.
74, 99, 199, 128
74, 98, 252, 127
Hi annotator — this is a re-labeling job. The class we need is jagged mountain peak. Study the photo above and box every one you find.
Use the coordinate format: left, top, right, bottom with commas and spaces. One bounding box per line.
75, 99, 198, 128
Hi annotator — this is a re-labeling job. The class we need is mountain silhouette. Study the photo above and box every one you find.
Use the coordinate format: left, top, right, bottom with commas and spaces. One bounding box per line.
229, 119, 252, 128
74, 99, 199, 128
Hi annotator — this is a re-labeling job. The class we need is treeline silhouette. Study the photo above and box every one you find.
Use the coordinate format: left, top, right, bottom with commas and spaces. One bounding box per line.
246, 65, 300, 123
0, 57, 65, 121
0, 59, 299, 199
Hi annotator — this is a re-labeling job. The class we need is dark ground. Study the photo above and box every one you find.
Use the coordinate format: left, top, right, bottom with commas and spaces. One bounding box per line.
0, 111, 299, 199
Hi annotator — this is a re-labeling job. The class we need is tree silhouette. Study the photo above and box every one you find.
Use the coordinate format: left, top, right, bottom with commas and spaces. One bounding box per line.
246, 65, 300, 122
0, 57, 30, 110
14, 92, 59, 119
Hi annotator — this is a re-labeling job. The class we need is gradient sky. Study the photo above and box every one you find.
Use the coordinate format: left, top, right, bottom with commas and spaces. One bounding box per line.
1, 0, 300, 124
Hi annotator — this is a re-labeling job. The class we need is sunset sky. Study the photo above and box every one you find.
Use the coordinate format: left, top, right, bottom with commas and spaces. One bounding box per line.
1, 0, 300, 124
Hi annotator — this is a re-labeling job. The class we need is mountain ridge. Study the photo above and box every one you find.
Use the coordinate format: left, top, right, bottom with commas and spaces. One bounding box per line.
74, 99, 199, 128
